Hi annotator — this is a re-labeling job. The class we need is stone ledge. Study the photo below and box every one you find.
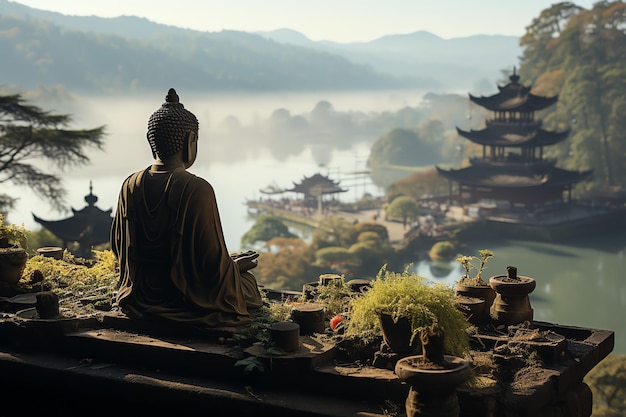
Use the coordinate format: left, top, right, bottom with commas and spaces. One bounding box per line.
0, 310, 615, 416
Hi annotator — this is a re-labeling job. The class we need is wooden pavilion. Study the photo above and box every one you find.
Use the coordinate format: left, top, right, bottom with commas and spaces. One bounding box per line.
436, 67, 592, 212
33, 182, 113, 258
285, 173, 348, 214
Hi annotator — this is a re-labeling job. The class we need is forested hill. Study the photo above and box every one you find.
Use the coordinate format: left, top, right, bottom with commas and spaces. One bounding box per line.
0, 0, 520, 94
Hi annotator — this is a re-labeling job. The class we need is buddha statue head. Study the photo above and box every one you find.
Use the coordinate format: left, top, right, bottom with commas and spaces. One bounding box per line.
147, 88, 199, 161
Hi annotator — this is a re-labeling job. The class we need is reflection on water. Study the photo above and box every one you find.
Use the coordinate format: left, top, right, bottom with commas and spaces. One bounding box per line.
412, 232, 626, 354
5, 93, 625, 356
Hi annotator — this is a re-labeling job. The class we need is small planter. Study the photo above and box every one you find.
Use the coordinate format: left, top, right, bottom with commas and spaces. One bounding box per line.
302, 281, 319, 301
455, 281, 495, 323
378, 312, 420, 354
36, 291, 60, 319
0, 245, 29, 285
290, 302, 325, 335
346, 278, 371, 293
37, 246, 64, 260
455, 295, 486, 326
489, 266, 536, 326
395, 355, 470, 417
270, 321, 300, 352
319, 273, 342, 286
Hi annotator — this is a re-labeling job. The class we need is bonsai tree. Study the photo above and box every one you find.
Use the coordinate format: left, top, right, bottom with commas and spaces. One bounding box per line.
343, 265, 470, 360
0, 213, 28, 248
456, 249, 494, 286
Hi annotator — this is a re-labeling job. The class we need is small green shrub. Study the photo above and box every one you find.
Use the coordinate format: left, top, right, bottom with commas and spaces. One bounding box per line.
344, 265, 470, 356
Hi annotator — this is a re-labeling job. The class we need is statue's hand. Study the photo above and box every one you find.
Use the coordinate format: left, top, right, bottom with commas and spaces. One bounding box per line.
233, 251, 259, 272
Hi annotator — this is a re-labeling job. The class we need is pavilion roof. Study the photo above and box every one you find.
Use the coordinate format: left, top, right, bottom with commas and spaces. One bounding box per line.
469, 70, 558, 112
456, 125, 570, 147
286, 173, 348, 197
32, 183, 112, 245
436, 164, 592, 189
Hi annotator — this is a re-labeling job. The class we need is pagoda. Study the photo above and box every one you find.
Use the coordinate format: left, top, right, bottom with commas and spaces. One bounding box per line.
287, 173, 347, 199
33, 182, 113, 258
285, 173, 348, 214
436, 68, 592, 212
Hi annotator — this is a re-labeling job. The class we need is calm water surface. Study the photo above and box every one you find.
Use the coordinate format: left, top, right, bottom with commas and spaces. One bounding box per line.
413, 232, 626, 355
6, 93, 624, 354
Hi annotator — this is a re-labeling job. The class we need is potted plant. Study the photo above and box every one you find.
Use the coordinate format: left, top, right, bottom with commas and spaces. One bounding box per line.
0, 214, 28, 248
344, 266, 470, 358
342, 266, 471, 417
455, 249, 496, 322
0, 214, 29, 285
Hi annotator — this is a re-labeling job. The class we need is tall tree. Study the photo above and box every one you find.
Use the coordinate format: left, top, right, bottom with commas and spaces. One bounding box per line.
0, 93, 106, 216
519, 1, 626, 191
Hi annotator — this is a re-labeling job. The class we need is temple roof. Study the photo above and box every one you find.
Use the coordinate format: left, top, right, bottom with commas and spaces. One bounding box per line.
259, 182, 286, 195
456, 125, 570, 147
32, 182, 113, 245
436, 164, 592, 189
286, 173, 348, 197
469, 68, 558, 112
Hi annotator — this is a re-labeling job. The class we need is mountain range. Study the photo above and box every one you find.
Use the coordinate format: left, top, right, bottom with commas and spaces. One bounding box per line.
0, 0, 522, 95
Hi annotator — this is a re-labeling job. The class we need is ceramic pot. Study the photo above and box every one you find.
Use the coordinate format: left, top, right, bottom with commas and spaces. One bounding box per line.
455, 295, 486, 326
319, 273, 342, 286
36, 291, 60, 319
489, 266, 536, 326
37, 246, 64, 260
346, 278, 371, 293
302, 281, 319, 301
0, 245, 29, 285
395, 354, 470, 417
378, 312, 420, 354
455, 281, 495, 322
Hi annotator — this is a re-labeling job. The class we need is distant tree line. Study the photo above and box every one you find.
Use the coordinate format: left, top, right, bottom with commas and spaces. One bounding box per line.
0, 15, 410, 94
376, 1, 626, 199
518, 1, 626, 194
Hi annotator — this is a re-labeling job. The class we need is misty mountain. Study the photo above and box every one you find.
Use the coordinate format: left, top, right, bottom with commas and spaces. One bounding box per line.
0, 0, 520, 95
256, 29, 522, 92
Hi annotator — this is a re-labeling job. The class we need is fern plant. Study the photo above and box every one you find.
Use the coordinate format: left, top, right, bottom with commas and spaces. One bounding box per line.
344, 265, 470, 357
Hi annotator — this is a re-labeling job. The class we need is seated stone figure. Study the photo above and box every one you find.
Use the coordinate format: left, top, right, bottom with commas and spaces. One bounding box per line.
111, 88, 263, 327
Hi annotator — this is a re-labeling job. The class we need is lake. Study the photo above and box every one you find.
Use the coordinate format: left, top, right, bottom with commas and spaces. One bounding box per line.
4, 91, 624, 355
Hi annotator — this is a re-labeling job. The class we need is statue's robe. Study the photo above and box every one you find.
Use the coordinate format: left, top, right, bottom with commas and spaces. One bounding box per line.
111, 167, 263, 327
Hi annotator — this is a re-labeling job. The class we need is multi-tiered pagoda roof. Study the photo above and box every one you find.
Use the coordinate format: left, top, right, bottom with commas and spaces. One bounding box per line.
437, 68, 592, 210
467, 67, 558, 113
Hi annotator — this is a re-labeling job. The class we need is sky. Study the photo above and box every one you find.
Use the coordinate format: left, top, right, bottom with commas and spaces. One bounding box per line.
13, 0, 599, 43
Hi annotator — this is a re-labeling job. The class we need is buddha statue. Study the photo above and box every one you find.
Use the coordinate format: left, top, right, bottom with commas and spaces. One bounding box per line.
110, 88, 263, 327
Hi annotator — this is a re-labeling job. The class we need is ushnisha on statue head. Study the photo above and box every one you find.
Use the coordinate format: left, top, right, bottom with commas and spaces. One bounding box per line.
146, 88, 199, 160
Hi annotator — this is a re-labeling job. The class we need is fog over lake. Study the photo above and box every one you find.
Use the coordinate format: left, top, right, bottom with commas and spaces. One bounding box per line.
7, 89, 427, 249
6, 89, 626, 354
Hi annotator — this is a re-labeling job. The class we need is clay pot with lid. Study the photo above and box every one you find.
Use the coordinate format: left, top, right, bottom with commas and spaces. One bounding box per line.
0, 238, 29, 285
394, 328, 470, 417
489, 266, 536, 326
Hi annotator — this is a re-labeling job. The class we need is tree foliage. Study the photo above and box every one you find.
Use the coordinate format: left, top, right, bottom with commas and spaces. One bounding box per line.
240, 214, 298, 249
519, 1, 626, 191
367, 126, 443, 168
310, 217, 359, 251
251, 237, 320, 290
386, 167, 450, 201
385, 195, 420, 227
0, 93, 106, 215
585, 353, 626, 416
